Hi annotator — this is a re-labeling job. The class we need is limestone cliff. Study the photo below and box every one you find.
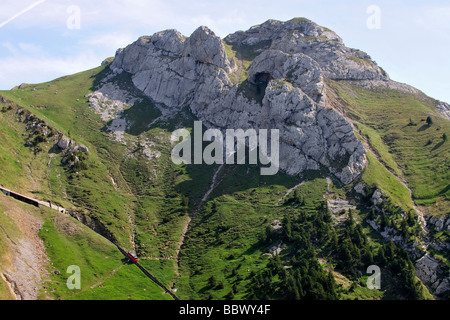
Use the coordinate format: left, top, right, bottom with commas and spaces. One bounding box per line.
108, 18, 395, 184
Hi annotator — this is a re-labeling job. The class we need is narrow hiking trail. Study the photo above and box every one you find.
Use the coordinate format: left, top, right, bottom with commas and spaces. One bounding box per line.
327, 87, 430, 242
349, 120, 430, 237
200, 164, 225, 204
276, 181, 306, 205
174, 164, 226, 276
66, 265, 124, 299
102, 148, 137, 252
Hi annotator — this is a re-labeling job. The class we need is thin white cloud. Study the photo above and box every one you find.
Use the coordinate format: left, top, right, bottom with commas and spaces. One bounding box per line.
0, 0, 171, 30
17, 42, 43, 55
2, 42, 19, 55
2, 42, 43, 57
0, 0, 46, 28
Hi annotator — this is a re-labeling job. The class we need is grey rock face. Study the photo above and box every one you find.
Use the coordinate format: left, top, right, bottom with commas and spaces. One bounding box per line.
225, 18, 339, 46
110, 19, 372, 184
57, 136, 72, 150
354, 182, 367, 195
225, 18, 388, 81
415, 254, 450, 296
86, 82, 142, 143
427, 215, 450, 232
185, 26, 230, 70
111, 26, 235, 108
436, 101, 450, 120
247, 49, 324, 100
372, 189, 385, 206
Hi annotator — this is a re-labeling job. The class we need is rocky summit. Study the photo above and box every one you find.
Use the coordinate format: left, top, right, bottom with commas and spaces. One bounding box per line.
109, 18, 387, 184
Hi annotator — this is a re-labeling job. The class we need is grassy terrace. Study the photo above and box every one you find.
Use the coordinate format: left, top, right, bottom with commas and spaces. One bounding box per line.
327, 79, 450, 215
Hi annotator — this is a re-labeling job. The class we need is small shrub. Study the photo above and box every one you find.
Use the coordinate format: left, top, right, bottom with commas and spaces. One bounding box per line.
408, 118, 417, 126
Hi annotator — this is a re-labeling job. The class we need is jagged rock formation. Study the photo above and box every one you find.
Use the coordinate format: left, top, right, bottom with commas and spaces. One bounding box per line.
109, 18, 379, 184
225, 18, 387, 81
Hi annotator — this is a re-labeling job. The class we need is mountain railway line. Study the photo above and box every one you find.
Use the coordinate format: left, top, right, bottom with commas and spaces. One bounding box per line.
115, 246, 179, 300
0, 184, 179, 300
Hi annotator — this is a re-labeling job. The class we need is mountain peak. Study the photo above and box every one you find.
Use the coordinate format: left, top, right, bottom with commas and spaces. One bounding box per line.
109, 17, 383, 184
224, 18, 386, 82
186, 25, 229, 68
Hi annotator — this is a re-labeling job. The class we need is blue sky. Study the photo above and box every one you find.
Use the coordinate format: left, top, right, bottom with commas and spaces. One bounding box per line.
0, 0, 449, 103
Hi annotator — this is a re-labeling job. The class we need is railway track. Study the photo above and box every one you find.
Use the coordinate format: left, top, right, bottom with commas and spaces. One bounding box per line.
1, 184, 180, 300
115, 246, 179, 300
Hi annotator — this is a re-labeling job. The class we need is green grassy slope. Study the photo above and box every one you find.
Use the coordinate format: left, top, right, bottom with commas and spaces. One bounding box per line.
0, 67, 135, 246
0, 64, 208, 254
327, 80, 450, 215
177, 165, 303, 299
176, 164, 430, 300
0, 192, 171, 300
0, 64, 217, 299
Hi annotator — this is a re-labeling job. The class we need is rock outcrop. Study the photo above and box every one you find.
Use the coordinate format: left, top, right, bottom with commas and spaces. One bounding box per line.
108, 18, 388, 184
57, 136, 72, 150
57, 135, 88, 153
415, 254, 450, 296
225, 18, 388, 81
437, 101, 450, 120
86, 81, 142, 143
